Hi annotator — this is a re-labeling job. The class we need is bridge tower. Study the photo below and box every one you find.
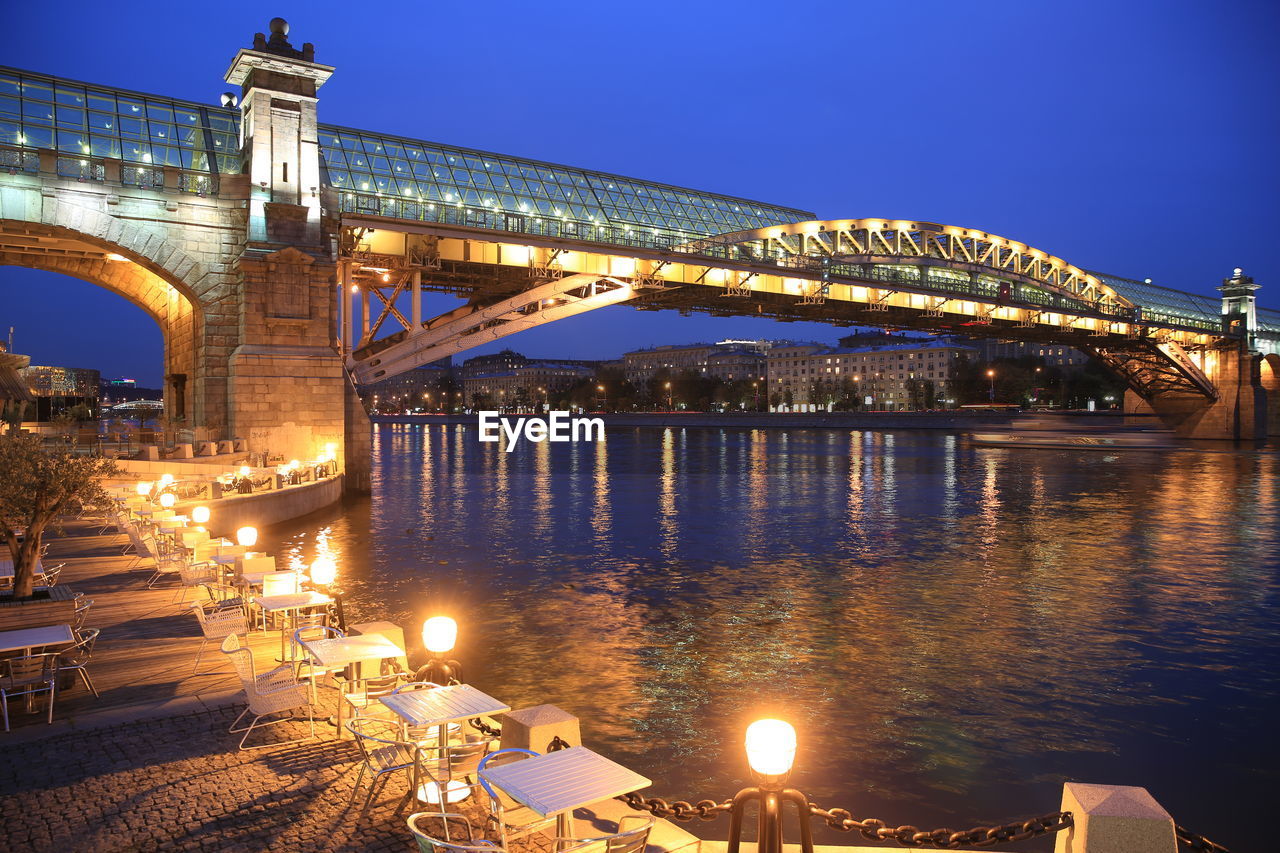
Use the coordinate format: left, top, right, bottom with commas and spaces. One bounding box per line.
1125, 269, 1270, 439
222, 19, 369, 489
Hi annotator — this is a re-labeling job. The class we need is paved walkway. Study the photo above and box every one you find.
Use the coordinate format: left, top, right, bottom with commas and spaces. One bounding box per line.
0, 702, 423, 852
0, 516, 431, 850
2, 517, 286, 737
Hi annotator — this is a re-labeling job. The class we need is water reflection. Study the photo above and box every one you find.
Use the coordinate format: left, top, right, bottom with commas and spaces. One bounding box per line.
260, 426, 1278, 851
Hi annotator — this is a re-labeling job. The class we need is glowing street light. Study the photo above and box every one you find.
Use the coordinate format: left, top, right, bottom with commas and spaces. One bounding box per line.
310, 554, 346, 631
135, 481, 152, 497
415, 616, 463, 685
986, 368, 996, 402
191, 506, 210, 526
728, 718, 813, 853
745, 719, 796, 777
159, 492, 175, 509
236, 526, 258, 548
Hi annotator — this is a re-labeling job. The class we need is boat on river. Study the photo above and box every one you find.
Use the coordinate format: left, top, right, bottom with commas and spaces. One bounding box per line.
965, 429, 1180, 450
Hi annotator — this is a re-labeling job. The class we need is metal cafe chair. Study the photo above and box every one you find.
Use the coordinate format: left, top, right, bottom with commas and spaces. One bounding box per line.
56, 627, 101, 698
220, 633, 315, 750
191, 599, 249, 673
346, 716, 418, 816
553, 815, 655, 853
427, 742, 552, 845
408, 812, 507, 853
0, 652, 60, 731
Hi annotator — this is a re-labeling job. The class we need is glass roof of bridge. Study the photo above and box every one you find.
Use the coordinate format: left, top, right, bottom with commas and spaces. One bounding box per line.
0, 68, 241, 172
315, 124, 811, 236
1093, 273, 1222, 327
1, 66, 810, 237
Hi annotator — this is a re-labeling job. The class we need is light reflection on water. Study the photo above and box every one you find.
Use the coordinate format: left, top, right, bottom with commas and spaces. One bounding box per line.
261, 425, 1278, 851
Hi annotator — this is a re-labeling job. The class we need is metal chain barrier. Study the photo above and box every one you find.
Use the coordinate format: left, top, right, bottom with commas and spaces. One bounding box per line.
808, 805, 1072, 849
616, 792, 735, 822
618, 793, 1070, 849
1176, 824, 1230, 852
618, 792, 1230, 850
468, 717, 501, 738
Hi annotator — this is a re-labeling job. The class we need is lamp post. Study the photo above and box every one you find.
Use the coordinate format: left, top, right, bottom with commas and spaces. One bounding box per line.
596, 384, 606, 412
236, 525, 257, 558
986, 368, 996, 402
665, 381, 673, 411
414, 616, 463, 685
727, 719, 814, 853
309, 555, 344, 632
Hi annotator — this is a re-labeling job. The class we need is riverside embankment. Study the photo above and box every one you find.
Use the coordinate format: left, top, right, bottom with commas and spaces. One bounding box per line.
372, 409, 1150, 431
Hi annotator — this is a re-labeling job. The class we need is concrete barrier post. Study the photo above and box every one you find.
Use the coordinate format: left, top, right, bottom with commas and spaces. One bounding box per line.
1054, 783, 1177, 853
499, 704, 582, 753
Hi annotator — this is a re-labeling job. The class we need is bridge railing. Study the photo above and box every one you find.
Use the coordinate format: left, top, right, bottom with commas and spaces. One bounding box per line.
337, 190, 1229, 336
0, 144, 219, 197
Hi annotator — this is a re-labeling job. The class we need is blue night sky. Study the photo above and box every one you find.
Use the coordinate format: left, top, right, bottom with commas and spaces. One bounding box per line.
2, 0, 1277, 386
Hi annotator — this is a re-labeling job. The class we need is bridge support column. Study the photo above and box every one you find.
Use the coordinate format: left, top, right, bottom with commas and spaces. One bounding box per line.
1125, 342, 1267, 440
411, 268, 422, 332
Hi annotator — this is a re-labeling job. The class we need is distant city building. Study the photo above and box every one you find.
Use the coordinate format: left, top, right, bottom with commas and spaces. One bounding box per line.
940, 337, 1088, 369
623, 339, 788, 386
458, 350, 598, 383
767, 340, 977, 411
21, 365, 99, 396
361, 364, 452, 409
19, 365, 100, 420
464, 362, 594, 406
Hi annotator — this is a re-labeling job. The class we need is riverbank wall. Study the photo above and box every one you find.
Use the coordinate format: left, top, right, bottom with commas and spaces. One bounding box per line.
373, 410, 1156, 432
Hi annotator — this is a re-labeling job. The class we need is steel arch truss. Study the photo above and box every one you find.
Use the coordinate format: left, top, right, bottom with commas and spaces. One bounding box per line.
1083, 340, 1218, 401
349, 274, 633, 384
696, 219, 1135, 317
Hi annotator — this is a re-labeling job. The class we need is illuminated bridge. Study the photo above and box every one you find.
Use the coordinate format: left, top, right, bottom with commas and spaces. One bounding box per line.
0, 19, 1276, 488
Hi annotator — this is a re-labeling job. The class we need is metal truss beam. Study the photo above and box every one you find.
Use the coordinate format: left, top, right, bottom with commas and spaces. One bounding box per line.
1084, 340, 1217, 401
349, 274, 632, 383
693, 218, 1135, 317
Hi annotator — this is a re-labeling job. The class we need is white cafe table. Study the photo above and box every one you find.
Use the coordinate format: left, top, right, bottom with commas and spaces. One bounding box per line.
380, 682, 508, 748
252, 591, 334, 662
298, 633, 406, 717
380, 683, 510, 801
0, 557, 42, 580
0, 624, 75, 655
157, 516, 189, 534
479, 746, 651, 841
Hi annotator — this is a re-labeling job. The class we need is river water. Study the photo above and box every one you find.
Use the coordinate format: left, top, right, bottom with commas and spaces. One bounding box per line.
260, 424, 1278, 850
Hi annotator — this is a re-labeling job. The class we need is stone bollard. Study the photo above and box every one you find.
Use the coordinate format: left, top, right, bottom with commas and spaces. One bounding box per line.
499, 704, 582, 754
346, 620, 410, 673
218, 440, 235, 454
1055, 783, 1177, 853
173, 443, 193, 459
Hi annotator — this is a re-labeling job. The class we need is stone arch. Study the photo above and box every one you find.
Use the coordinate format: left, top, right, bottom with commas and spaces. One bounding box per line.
1262, 353, 1280, 437
0, 220, 204, 425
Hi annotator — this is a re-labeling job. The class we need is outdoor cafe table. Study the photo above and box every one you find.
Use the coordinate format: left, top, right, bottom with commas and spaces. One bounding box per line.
0, 556, 42, 580
156, 516, 189, 534
252, 591, 334, 662
380, 683, 510, 800
0, 624, 75, 655
479, 745, 652, 841
298, 633, 406, 713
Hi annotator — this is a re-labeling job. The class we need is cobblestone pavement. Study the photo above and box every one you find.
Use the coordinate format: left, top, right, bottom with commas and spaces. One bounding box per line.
0, 697, 504, 853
